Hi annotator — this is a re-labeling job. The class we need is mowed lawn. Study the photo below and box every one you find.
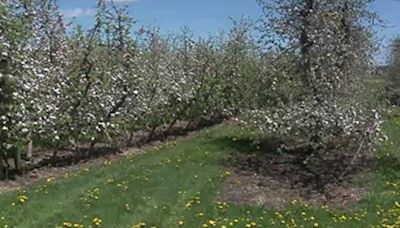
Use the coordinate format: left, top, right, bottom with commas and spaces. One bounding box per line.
1, 122, 400, 228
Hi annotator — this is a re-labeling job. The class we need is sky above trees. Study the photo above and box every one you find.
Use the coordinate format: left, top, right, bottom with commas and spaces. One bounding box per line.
60, 0, 261, 36
59, 0, 399, 63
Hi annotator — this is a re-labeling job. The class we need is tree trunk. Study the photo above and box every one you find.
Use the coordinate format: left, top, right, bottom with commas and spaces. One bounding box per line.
27, 140, 33, 160
165, 117, 178, 136
52, 148, 58, 163
1, 155, 10, 180
147, 126, 157, 142
0, 158, 5, 180
89, 141, 97, 158
126, 130, 134, 146
14, 150, 22, 174
185, 120, 193, 130
299, 0, 314, 86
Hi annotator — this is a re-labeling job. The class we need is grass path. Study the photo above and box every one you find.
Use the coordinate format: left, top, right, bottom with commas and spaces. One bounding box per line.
0, 123, 400, 227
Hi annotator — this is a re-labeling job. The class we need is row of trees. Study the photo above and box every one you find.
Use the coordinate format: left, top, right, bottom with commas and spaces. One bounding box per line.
0, 0, 260, 178
0, 0, 384, 180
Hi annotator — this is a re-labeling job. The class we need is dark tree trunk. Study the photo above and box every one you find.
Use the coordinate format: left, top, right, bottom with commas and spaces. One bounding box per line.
299, 0, 314, 86
89, 141, 97, 158
147, 126, 157, 142
14, 150, 22, 175
127, 130, 134, 142
165, 117, 178, 136
185, 120, 193, 130
0, 157, 7, 180
0, 154, 11, 180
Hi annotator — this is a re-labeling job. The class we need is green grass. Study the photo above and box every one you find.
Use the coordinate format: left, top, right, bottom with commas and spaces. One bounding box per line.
1, 121, 400, 228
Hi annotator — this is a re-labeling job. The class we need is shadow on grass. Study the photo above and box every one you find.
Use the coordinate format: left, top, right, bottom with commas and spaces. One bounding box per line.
208, 135, 280, 157
209, 132, 385, 192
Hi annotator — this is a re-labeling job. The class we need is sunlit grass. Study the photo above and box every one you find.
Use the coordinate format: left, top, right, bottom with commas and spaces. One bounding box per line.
0, 122, 400, 227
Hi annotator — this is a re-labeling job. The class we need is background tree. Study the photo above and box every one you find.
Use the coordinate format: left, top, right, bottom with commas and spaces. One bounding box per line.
387, 37, 400, 105
250, 0, 383, 189
0, 1, 34, 176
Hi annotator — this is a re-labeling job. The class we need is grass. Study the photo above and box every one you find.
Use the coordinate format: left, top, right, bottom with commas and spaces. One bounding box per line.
0, 121, 400, 227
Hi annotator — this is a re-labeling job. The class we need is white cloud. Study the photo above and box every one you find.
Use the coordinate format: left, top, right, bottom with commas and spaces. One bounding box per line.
62, 8, 96, 18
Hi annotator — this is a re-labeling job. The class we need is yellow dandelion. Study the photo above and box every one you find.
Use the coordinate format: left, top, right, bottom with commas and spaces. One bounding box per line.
132, 222, 146, 228
62, 222, 72, 228
209, 219, 217, 226
47, 177, 55, 183
93, 217, 102, 227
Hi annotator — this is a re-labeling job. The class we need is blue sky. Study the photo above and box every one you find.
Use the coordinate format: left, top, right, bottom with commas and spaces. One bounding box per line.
60, 0, 262, 36
59, 0, 400, 63
370, 1, 400, 63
